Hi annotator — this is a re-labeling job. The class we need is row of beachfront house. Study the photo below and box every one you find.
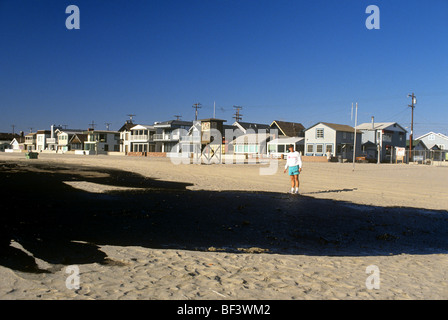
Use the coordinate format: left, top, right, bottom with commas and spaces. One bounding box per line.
3, 117, 448, 162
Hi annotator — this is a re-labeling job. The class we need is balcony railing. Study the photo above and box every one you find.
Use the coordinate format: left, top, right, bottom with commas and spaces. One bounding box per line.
130, 135, 153, 141
154, 134, 180, 141
46, 138, 56, 144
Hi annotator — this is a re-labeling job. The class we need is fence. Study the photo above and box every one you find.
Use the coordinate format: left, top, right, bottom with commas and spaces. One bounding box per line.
408, 150, 448, 166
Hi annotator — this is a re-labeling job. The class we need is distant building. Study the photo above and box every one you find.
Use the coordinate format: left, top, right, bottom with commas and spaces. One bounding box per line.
305, 122, 362, 161
68, 133, 87, 151
232, 121, 270, 135
268, 120, 306, 156
415, 132, 448, 151
153, 120, 193, 153
118, 120, 136, 154
83, 129, 120, 154
55, 128, 84, 152
24, 132, 37, 151
36, 130, 51, 151
128, 124, 156, 153
270, 120, 305, 138
0, 133, 22, 151
356, 120, 407, 162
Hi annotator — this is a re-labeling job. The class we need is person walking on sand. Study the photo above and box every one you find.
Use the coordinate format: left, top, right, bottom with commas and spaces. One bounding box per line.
283, 144, 302, 194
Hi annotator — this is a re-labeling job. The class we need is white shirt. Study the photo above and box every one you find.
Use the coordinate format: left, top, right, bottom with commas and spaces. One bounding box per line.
285, 151, 302, 169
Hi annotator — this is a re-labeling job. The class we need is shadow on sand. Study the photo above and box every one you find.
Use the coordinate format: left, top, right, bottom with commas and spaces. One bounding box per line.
1, 161, 448, 273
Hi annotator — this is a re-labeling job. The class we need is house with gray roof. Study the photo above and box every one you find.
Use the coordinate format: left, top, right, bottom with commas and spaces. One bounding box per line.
304, 122, 362, 161
356, 120, 407, 162
415, 132, 448, 151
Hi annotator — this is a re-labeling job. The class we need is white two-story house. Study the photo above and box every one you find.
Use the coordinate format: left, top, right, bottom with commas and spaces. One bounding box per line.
83, 129, 120, 154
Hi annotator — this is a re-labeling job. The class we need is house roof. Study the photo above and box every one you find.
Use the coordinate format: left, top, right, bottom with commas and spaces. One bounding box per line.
268, 137, 304, 145
270, 120, 305, 137
55, 129, 84, 135
36, 130, 51, 134
233, 121, 270, 132
118, 120, 136, 132
415, 131, 448, 141
153, 120, 193, 128
69, 134, 87, 144
306, 122, 361, 133
131, 124, 155, 130
10, 136, 25, 144
199, 118, 227, 123
356, 122, 407, 132
0, 133, 21, 141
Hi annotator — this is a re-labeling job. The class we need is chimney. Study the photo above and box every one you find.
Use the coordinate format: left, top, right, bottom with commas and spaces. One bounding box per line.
51, 124, 54, 139
371, 116, 375, 130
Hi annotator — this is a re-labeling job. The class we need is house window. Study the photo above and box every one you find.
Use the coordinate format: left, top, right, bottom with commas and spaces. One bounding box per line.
429, 134, 435, 141
316, 144, 323, 153
307, 144, 313, 153
316, 128, 324, 139
343, 132, 347, 139
326, 144, 333, 153
278, 145, 285, 153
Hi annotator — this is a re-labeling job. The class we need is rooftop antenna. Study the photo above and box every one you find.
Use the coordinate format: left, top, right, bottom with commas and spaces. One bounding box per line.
192, 103, 202, 121
233, 106, 243, 122
127, 114, 136, 123
105, 122, 112, 131
89, 121, 96, 130
213, 101, 216, 118
11, 124, 15, 135
174, 115, 182, 121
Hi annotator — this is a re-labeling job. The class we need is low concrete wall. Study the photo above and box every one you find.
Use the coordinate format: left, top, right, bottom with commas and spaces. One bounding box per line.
148, 152, 167, 157
302, 156, 330, 163
127, 152, 146, 156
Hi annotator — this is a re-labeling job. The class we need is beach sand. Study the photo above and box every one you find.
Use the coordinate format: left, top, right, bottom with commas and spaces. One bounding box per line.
0, 152, 447, 300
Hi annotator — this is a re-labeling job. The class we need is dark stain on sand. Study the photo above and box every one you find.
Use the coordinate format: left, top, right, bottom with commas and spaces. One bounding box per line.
1, 161, 448, 273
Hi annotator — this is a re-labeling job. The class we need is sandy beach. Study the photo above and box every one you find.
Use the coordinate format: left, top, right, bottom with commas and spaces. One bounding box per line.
1, 152, 448, 300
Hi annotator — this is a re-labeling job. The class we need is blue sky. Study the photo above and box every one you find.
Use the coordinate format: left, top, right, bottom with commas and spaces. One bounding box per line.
1, 0, 447, 137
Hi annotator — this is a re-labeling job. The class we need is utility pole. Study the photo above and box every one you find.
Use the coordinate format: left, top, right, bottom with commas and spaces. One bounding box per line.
11, 124, 15, 135
127, 114, 136, 123
233, 106, 243, 122
408, 93, 416, 163
192, 103, 202, 121
89, 121, 96, 130
352, 102, 358, 171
